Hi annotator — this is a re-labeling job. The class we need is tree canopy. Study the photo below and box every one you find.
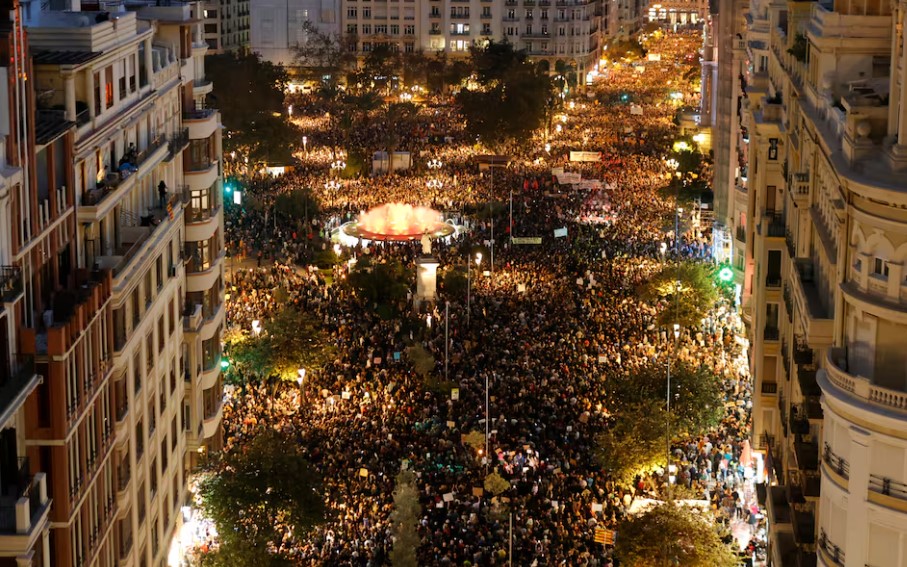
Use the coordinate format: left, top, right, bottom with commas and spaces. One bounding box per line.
638, 262, 719, 327
614, 503, 739, 567
455, 42, 552, 151
205, 52, 299, 164
346, 257, 411, 307
197, 429, 325, 564
389, 470, 421, 567
227, 305, 336, 381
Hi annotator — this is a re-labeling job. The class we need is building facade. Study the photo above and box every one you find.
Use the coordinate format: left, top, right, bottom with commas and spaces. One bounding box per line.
201, 0, 250, 53
734, 0, 907, 564
4, 0, 226, 565
0, 0, 55, 564
251, 0, 604, 86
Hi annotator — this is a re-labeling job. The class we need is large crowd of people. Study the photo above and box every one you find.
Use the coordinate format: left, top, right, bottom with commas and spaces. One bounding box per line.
189, 28, 767, 566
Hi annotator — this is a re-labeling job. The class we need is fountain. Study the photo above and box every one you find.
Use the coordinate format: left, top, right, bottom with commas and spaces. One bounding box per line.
340, 203, 455, 242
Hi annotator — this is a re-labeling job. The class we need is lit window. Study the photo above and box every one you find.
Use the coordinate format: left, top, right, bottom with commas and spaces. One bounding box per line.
873, 257, 889, 278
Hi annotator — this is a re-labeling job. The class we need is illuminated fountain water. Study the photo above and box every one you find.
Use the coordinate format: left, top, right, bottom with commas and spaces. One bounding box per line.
340, 203, 456, 242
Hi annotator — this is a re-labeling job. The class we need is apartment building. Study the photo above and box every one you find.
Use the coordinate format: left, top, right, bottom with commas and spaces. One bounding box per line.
0, 1, 56, 565
250, 0, 340, 65
201, 0, 250, 53
736, 0, 907, 564
11, 0, 225, 565
646, 0, 708, 26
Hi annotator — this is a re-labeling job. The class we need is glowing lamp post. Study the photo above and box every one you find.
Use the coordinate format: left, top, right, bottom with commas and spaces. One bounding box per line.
467, 252, 482, 326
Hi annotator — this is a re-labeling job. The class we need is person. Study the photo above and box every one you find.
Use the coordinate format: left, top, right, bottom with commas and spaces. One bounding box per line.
158, 180, 167, 209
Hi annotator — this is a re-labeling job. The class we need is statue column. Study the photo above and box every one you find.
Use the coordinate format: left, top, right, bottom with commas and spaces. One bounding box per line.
414, 255, 440, 310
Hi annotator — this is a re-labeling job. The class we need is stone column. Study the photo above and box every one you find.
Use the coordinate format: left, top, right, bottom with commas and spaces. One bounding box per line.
898, 3, 907, 149
86, 69, 96, 119
414, 255, 440, 309
64, 74, 76, 122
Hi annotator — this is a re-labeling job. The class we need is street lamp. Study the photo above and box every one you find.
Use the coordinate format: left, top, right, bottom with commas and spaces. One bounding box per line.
325, 180, 341, 209
427, 158, 443, 170
330, 159, 346, 173
302, 136, 308, 154
665, 323, 680, 497
467, 252, 482, 326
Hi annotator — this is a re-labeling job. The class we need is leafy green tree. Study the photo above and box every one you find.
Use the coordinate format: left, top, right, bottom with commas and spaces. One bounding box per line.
595, 400, 668, 483
484, 471, 511, 496
638, 262, 718, 327
441, 267, 468, 299
275, 188, 320, 223
456, 42, 552, 151
228, 306, 336, 380
614, 504, 738, 567
205, 52, 299, 164
346, 258, 411, 306
294, 22, 358, 80
197, 429, 325, 563
390, 470, 421, 567
191, 538, 292, 567
606, 361, 724, 437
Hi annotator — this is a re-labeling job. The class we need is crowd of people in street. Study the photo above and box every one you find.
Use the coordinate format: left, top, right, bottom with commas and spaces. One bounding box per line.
189, 28, 768, 566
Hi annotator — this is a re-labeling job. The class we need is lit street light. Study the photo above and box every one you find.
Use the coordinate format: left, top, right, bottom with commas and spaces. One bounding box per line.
467, 252, 482, 326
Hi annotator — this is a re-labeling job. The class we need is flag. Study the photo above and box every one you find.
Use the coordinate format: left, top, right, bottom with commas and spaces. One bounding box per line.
594, 528, 614, 545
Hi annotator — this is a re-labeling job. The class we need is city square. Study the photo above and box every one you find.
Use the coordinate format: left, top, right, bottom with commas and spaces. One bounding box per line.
2, 0, 907, 565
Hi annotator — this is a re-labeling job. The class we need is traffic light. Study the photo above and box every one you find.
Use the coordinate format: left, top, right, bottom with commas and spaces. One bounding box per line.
718, 266, 734, 283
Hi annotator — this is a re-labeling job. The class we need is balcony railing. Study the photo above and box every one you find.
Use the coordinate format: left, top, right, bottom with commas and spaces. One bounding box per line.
0, 355, 36, 422
869, 474, 907, 500
0, 458, 46, 534
765, 275, 782, 288
785, 230, 796, 258
818, 529, 845, 566
763, 327, 780, 341
763, 211, 785, 237
167, 128, 190, 159
183, 108, 216, 121
1, 265, 23, 301
735, 226, 746, 242
822, 443, 849, 479
782, 284, 793, 322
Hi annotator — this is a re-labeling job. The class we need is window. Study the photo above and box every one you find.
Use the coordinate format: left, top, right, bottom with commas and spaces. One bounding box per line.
525, 9, 533, 18
362, 7, 371, 17
363, 42, 373, 51
404, 41, 414, 52
347, 7, 357, 17
430, 6, 440, 16
347, 24, 357, 33
375, 24, 387, 34
482, 6, 491, 16
404, 24, 415, 34
362, 24, 371, 34
146, 333, 154, 371
873, 257, 890, 278
135, 420, 144, 459
390, 24, 399, 34
541, 9, 548, 19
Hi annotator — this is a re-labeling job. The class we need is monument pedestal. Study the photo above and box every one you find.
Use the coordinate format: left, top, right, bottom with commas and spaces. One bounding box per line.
414, 255, 440, 310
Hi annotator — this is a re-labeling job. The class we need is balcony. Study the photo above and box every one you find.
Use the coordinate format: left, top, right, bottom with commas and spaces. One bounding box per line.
760, 211, 785, 238
735, 225, 746, 243
822, 443, 849, 490
185, 159, 219, 191
94, 193, 182, 278
817, 529, 844, 567
0, 355, 38, 427
183, 108, 219, 140
797, 366, 821, 398
193, 78, 213, 97
766, 485, 792, 529
183, 303, 203, 334
763, 326, 780, 342
791, 259, 833, 345
791, 171, 809, 201
785, 229, 797, 259
201, 397, 223, 439
867, 474, 907, 513
78, 135, 170, 221
166, 128, 190, 161
0, 460, 50, 539
793, 434, 819, 472
823, 348, 907, 414
1, 266, 23, 303
761, 381, 778, 395
782, 284, 794, 322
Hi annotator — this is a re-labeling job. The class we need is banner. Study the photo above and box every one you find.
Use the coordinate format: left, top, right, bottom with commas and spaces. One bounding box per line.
511, 236, 543, 245
569, 151, 602, 162
556, 172, 582, 185
553, 227, 568, 238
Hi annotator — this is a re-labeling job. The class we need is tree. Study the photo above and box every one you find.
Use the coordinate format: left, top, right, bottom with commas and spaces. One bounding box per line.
205, 52, 299, 164
484, 471, 511, 496
595, 400, 668, 483
346, 258, 411, 307
441, 267, 468, 299
614, 504, 738, 567
294, 22, 358, 79
390, 470, 421, 567
228, 306, 336, 380
606, 361, 724, 437
455, 42, 552, 151
275, 188, 320, 223
638, 262, 718, 327
197, 429, 325, 562
406, 343, 436, 377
